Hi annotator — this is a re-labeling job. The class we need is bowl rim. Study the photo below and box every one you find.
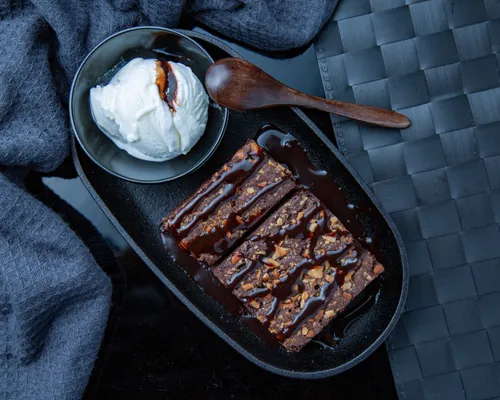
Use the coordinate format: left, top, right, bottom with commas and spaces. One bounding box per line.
69, 26, 229, 184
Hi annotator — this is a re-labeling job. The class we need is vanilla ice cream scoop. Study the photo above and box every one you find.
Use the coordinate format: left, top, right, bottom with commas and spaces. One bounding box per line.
90, 58, 209, 162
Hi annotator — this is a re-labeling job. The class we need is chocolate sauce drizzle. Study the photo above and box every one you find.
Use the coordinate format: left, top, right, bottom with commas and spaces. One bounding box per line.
231, 198, 366, 342
165, 145, 292, 257
162, 126, 383, 350
255, 126, 382, 259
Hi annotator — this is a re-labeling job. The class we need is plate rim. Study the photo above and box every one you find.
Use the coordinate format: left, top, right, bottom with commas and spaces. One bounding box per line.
72, 28, 409, 379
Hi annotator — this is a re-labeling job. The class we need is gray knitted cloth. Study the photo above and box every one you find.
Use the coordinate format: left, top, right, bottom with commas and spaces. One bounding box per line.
0, 1, 337, 398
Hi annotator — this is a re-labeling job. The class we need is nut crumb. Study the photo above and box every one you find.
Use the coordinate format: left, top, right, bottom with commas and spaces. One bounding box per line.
263, 257, 280, 267
231, 254, 242, 265
302, 327, 309, 336
374, 264, 384, 275
297, 211, 304, 220
325, 275, 334, 283
308, 222, 318, 233
307, 266, 324, 279
344, 271, 354, 282
342, 281, 353, 291
325, 310, 336, 318
322, 235, 336, 243
241, 283, 254, 291
343, 292, 352, 301
274, 245, 290, 258
246, 187, 255, 194
276, 217, 283, 225
249, 300, 260, 309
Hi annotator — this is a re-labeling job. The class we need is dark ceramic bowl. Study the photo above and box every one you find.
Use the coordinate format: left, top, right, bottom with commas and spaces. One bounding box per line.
69, 27, 228, 183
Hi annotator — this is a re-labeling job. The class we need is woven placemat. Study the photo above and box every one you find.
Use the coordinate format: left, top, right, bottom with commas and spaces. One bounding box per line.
315, 0, 500, 399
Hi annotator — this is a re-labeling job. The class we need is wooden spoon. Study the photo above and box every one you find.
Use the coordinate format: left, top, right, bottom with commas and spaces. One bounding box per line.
205, 58, 411, 129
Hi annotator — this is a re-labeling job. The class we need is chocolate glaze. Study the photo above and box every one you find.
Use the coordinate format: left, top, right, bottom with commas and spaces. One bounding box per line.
162, 126, 382, 350
255, 126, 383, 346
256, 126, 382, 260
235, 198, 366, 342
166, 145, 266, 254
161, 232, 280, 347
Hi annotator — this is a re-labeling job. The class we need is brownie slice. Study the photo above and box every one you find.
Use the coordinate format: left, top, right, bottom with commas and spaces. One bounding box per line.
213, 190, 384, 352
161, 140, 296, 265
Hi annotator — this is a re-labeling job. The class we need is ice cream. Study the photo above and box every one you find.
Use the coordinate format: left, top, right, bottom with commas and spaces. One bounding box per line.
90, 58, 209, 162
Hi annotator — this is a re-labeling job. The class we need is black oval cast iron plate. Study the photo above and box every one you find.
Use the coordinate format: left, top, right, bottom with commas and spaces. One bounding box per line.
72, 29, 408, 379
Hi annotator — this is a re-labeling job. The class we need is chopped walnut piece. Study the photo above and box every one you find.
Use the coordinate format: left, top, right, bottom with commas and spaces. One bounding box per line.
262, 273, 270, 282
343, 292, 352, 301
257, 181, 268, 188
297, 211, 304, 220
325, 310, 336, 318
231, 253, 242, 265
276, 217, 283, 225
322, 235, 336, 243
374, 264, 385, 275
308, 222, 318, 233
302, 327, 309, 336
307, 266, 324, 279
344, 271, 354, 282
263, 257, 280, 267
241, 283, 255, 291
249, 300, 260, 309
246, 187, 255, 194
300, 291, 309, 308
342, 281, 353, 291
274, 245, 290, 258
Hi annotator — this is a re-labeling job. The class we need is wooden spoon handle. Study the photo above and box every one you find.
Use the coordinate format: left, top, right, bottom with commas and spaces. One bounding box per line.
293, 92, 411, 129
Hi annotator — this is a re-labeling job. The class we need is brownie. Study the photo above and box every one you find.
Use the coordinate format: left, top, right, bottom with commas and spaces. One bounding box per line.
213, 190, 384, 352
162, 140, 296, 265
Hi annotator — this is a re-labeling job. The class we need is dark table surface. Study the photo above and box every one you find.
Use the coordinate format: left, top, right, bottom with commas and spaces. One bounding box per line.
32, 23, 398, 400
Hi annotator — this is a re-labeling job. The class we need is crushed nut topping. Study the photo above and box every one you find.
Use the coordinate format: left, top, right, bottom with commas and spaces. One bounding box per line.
263, 257, 280, 267
241, 283, 255, 291
374, 264, 384, 275
231, 254, 242, 265
307, 266, 324, 279
274, 245, 290, 258
249, 300, 260, 309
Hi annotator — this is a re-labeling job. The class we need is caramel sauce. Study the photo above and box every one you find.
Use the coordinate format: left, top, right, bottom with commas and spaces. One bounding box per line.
156, 60, 178, 111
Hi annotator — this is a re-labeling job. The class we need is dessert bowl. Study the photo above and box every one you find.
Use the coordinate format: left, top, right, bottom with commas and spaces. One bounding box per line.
70, 27, 228, 183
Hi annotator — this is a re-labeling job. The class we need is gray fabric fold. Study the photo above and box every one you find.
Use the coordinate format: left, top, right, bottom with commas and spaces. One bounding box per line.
0, 0, 338, 398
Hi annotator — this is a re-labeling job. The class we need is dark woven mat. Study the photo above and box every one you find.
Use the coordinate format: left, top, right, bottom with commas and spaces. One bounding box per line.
315, 0, 500, 399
